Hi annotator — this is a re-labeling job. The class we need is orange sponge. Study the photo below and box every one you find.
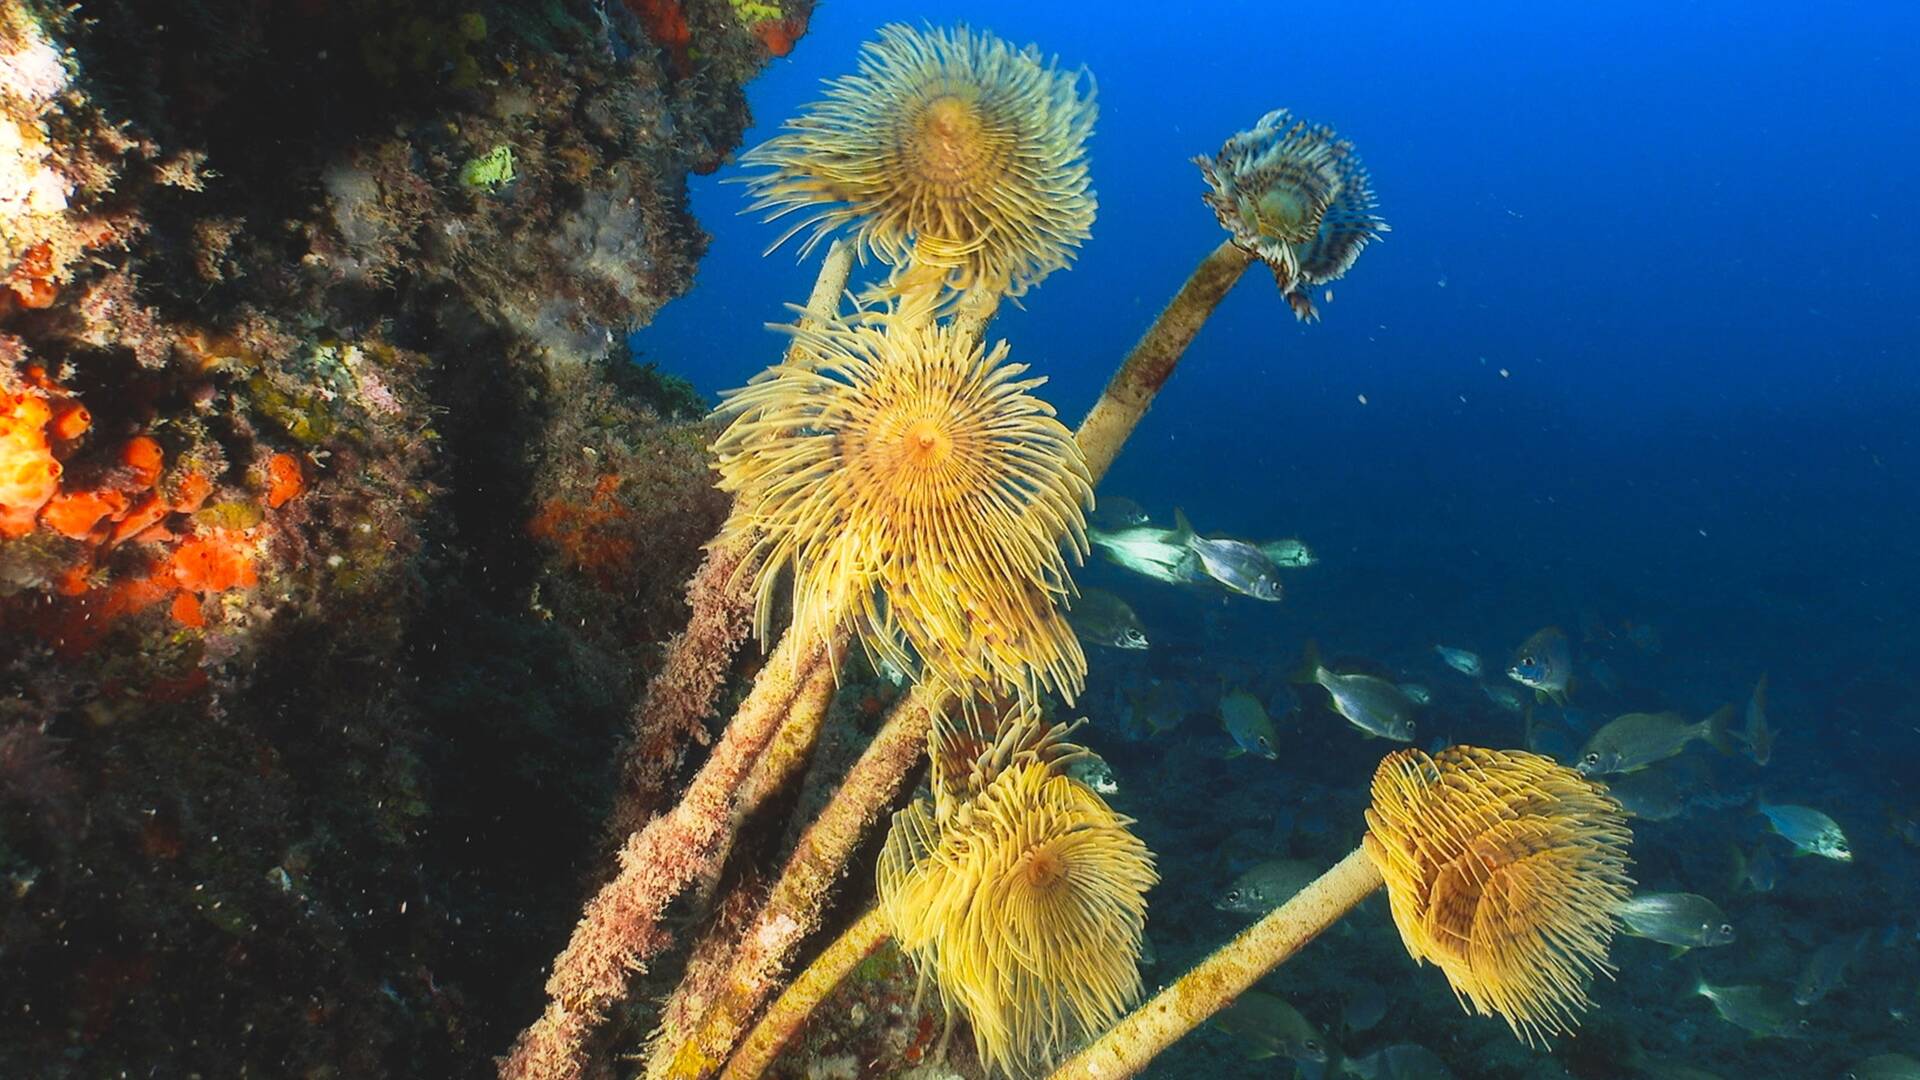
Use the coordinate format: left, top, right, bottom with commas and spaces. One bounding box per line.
1, 390, 61, 537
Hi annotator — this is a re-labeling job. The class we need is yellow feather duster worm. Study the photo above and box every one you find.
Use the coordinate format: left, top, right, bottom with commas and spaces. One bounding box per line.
710, 316, 1091, 704
879, 710, 1155, 1076
1362, 746, 1633, 1045
740, 23, 1097, 304
1196, 109, 1387, 322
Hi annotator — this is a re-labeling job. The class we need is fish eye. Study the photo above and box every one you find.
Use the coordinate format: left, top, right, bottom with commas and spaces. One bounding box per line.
1225, 890, 1240, 903
1797, 1019, 1812, 1031
1583, 752, 1601, 765
1258, 736, 1271, 748
1305, 1040, 1321, 1053
1719, 923, 1733, 937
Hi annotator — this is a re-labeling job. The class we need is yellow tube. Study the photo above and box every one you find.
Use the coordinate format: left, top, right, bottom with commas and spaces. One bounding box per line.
650, 682, 944, 1080
643, 284, 1002, 1080
720, 907, 891, 1080
605, 239, 855, 842
1075, 240, 1252, 484
1048, 846, 1384, 1080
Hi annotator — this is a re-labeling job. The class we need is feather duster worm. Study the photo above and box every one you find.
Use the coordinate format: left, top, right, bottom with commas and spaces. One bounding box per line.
1363, 745, 1633, 1044
1196, 109, 1386, 321
1051, 746, 1630, 1079
710, 316, 1091, 706
880, 709, 1155, 1076
740, 23, 1096, 305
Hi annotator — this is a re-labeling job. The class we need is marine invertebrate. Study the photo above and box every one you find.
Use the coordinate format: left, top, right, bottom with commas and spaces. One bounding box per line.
1364, 745, 1633, 1042
604, 240, 852, 845
644, 670, 943, 1080
500, 633, 844, 1080
1076, 111, 1386, 478
1196, 109, 1386, 322
740, 23, 1096, 304
881, 754, 1154, 1075
710, 709, 1151, 1080
1051, 746, 1630, 1079
0, 383, 59, 536
712, 315, 1091, 704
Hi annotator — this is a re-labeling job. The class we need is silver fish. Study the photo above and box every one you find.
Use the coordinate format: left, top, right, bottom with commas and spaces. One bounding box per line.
1605, 768, 1686, 821
1758, 801, 1851, 861
1067, 587, 1149, 650
1088, 524, 1202, 584
1730, 842, 1779, 893
874, 653, 912, 687
1126, 679, 1187, 737
1434, 645, 1482, 677
1693, 977, 1809, 1039
1258, 537, 1318, 568
1212, 990, 1332, 1064
1175, 509, 1283, 601
1507, 625, 1572, 703
1575, 707, 1733, 776
1738, 673, 1774, 766
1626, 622, 1663, 653
1215, 858, 1321, 915
1619, 892, 1735, 950
1295, 642, 1417, 741
1794, 930, 1868, 1005
1481, 681, 1526, 713
1220, 690, 1279, 760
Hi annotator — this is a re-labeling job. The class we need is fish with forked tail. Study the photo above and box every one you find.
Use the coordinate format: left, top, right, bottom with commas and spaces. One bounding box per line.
1215, 858, 1321, 915
1575, 707, 1734, 776
1618, 892, 1735, 951
1174, 508, 1283, 601
1212, 990, 1333, 1064
1090, 495, 1151, 529
1220, 690, 1279, 759
1758, 800, 1852, 861
1435, 645, 1482, 677
1066, 587, 1149, 650
1292, 641, 1417, 741
1693, 976, 1809, 1039
1738, 673, 1774, 765
1507, 625, 1572, 703
1259, 537, 1318, 567
1794, 929, 1868, 1005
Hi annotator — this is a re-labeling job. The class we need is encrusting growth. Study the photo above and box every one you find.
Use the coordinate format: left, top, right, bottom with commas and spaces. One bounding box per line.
1050, 746, 1631, 1079
500, 632, 844, 1080
654, 685, 945, 1080
605, 240, 854, 844
741, 22, 1097, 306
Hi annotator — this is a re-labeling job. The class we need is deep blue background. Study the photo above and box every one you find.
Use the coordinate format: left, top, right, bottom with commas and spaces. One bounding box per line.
636, 2, 1920, 772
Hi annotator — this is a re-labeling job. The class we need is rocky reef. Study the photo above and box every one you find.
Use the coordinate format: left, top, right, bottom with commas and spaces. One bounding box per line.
0, 0, 807, 1072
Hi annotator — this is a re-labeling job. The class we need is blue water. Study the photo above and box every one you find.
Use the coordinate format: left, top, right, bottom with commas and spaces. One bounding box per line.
638, 4, 1920, 1076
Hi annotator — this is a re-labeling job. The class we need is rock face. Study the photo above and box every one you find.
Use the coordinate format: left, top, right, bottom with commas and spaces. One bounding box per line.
0, 0, 804, 1072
